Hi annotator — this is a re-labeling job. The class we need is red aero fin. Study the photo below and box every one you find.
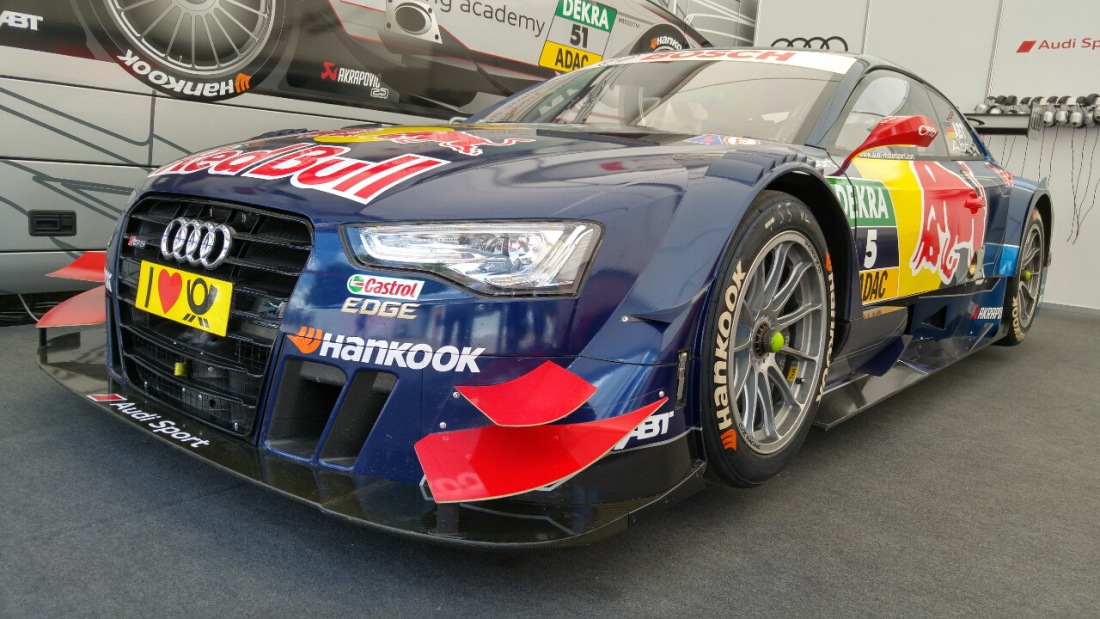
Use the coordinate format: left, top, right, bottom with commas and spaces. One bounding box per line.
46, 252, 107, 282
415, 397, 668, 503
455, 361, 598, 427
36, 286, 106, 328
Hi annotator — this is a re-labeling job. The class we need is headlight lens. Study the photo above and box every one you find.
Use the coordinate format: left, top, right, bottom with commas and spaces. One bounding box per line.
344, 221, 602, 295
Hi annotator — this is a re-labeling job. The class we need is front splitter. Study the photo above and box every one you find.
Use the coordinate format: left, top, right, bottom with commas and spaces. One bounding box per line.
37, 327, 705, 548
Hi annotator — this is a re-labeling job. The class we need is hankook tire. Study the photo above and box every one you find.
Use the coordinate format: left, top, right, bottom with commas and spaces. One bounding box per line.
996, 211, 1045, 346
701, 191, 833, 486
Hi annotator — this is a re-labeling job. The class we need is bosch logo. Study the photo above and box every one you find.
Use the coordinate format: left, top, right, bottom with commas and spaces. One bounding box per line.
160, 218, 234, 269
771, 36, 849, 51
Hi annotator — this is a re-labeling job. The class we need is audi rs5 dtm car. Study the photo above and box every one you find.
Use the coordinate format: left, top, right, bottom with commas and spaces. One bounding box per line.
38, 48, 1051, 547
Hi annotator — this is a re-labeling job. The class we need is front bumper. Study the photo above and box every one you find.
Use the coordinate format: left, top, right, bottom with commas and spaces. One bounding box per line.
38, 326, 705, 547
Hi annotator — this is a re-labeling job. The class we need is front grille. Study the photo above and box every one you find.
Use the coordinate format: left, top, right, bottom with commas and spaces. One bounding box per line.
114, 196, 313, 435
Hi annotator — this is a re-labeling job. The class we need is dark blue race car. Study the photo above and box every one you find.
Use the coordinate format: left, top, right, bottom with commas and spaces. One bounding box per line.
39, 48, 1051, 547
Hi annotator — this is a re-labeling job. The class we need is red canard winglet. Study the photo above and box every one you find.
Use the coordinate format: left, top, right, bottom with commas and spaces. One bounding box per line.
36, 286, 106, 328
455, 361, 598, 427
45, 251, 107, 282
414, 397, 668, 503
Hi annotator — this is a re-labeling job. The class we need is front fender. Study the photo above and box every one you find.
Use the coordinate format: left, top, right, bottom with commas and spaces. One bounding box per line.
578, 155, 835, 367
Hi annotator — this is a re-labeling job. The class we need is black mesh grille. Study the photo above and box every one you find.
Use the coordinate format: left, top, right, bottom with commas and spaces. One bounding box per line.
114, 195, 312, 435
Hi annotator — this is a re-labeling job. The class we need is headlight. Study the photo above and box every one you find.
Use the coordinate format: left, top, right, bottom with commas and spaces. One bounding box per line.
344, 221, 602, 296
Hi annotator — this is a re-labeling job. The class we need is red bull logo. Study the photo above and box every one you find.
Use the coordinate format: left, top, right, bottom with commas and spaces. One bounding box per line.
151, 143, 448, 205
314, 127, 535, 156
909, 161, 987, 284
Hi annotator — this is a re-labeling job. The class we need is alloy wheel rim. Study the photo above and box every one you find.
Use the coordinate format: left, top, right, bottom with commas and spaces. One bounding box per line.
106, 0, 276, 76
1017, 223, 1043, 327
724, 232, 827, 455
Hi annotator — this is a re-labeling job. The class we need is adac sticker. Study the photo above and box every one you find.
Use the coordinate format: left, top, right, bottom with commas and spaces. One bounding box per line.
313, 127, 536, 156
859, 267, 900, 304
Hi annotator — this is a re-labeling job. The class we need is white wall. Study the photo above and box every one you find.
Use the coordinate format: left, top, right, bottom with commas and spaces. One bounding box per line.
985, 128, 1100, 309
755, 0, 868, 53
862, 0, 999, 109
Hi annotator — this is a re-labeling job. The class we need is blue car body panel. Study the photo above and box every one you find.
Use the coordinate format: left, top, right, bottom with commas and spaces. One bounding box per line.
38, 51, 1051, 545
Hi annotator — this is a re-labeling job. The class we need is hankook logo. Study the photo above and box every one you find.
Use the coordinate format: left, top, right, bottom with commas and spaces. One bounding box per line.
771, 36, 849, 51
160, 218, 234, 269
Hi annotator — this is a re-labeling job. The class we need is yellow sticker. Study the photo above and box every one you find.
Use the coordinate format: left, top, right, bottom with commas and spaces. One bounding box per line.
314, 126, 455, 143
135, 260, 233, 336
786, 364, 798, 383
859, 267, 900, 304
539, 40, 601, 72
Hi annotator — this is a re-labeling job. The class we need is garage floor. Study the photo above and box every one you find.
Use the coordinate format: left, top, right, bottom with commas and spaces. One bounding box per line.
1, 308, 1097, 617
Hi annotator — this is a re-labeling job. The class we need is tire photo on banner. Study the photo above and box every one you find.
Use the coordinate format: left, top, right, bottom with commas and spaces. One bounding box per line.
633, 24, 688, 53
701, 191, 834, 487
79, 0, 293, 101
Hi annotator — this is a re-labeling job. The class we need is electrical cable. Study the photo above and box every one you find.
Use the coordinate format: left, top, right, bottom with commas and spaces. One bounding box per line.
1037, 114, 1048, 181
17, 294, 40, 323
1020, 125, 1031, 173
1047, 125, 1059, 183
1078, 123, 1100, 244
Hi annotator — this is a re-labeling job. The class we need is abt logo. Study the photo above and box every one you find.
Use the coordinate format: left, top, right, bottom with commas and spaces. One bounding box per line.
0, 11, 43, 30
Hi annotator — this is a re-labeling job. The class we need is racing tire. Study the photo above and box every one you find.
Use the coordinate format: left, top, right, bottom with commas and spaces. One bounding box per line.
632, 25, 688, 53
996, 212, 1045, 346
701, 191, 834, 487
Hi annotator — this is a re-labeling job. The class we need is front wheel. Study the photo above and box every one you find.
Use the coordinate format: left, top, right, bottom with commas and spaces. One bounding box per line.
996, 212, 1045, 346
701, 192, 833, 487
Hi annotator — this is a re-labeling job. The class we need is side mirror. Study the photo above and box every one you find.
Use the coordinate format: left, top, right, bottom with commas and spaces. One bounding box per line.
831, 115, 939, 176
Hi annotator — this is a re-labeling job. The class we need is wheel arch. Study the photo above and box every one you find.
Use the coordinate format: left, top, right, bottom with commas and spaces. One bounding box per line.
764, 170, 859, 338
1032, 192, 1053, 266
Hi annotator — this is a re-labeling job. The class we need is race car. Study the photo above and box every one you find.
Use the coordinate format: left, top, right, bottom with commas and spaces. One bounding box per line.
38, 48, 1051, 547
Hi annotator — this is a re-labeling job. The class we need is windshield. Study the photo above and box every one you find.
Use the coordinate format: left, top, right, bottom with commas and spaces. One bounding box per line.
478, 59, 837, 143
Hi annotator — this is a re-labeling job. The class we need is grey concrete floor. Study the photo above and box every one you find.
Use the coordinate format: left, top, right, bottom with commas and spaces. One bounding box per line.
1, 309, 1098, 617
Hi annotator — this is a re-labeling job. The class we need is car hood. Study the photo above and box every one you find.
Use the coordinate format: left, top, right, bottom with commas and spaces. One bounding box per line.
136, 124, 800, 225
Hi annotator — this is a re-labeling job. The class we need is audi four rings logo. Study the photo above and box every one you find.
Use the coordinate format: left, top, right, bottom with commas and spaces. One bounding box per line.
160, 218, 234, 269
771, 36, 849, 51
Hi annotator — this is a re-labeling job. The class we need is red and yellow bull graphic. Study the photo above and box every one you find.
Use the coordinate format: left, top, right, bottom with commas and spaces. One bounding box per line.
837, 158, 989, 303
909, 161, 986, 286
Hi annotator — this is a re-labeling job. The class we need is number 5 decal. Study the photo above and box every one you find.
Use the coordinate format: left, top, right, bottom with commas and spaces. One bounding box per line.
864, 229, 878, 269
